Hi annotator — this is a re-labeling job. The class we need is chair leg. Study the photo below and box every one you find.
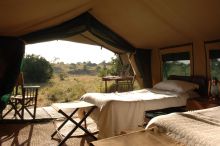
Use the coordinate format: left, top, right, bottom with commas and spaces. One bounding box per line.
0, 111, 2, 120
33, 97, 37, 120
83, 111, 87, 129
14, 101, 19, 119
13, 100, 23, 119
21, 99, 25, 120
15, 99, 37, 120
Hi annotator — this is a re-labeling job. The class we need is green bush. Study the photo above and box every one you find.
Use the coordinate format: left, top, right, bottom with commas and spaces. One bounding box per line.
23, 54, 53, 83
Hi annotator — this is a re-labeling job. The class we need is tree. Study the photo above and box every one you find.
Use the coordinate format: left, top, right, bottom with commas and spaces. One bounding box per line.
69, 63, 77, 70
98, 55, 129, 77
108, 55, 123, 76
23, 54, 53, 83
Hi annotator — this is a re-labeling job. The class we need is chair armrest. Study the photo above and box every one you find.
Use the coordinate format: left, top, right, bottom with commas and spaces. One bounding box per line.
23, 85, 40, 89
23, 86, 40, 97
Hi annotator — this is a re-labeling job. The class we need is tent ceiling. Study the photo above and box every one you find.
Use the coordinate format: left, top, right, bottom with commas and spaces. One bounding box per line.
1, 0, 220, 49
0, 0, 92, 36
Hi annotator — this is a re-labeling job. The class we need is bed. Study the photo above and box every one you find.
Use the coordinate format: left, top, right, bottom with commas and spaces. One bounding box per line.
91, 106, 220, 146
146, 106, 220, 146
80, 75, 206, 139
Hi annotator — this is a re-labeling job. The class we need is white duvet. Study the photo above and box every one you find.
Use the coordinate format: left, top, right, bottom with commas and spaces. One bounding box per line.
147, 106, 220, 146
81, 88, 190, 109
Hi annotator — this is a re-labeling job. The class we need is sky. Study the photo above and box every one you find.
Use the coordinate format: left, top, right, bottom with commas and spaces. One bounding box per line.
25, 40, 116, 64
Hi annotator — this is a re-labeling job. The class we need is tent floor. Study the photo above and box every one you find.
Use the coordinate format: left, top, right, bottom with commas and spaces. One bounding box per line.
1, 105, 98, 146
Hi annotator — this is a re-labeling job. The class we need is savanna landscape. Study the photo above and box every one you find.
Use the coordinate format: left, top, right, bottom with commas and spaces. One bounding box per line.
23, 54, 139, 107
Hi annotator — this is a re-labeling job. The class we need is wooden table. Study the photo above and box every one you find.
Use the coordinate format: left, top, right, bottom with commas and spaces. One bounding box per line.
90, 129, 178, 146
102, 76, 133, 93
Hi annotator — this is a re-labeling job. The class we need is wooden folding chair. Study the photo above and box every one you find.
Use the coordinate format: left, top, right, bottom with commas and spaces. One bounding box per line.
3, 73, 40, 119
117, 76, 135, 92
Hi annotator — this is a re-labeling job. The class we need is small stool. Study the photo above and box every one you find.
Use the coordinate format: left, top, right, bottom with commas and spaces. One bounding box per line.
51, 101, 97, 146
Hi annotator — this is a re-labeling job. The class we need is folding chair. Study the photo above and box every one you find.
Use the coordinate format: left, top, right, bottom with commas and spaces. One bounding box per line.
2, 73, 40, 119
117, 76, 135, 92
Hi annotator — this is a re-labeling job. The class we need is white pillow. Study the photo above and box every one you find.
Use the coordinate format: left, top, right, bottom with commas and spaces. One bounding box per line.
153, 80, 199, 93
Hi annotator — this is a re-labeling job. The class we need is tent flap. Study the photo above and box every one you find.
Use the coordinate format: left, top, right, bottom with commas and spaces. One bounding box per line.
134, 49, 152, 88
22, 12, 135, 53
0, 36, 25, 112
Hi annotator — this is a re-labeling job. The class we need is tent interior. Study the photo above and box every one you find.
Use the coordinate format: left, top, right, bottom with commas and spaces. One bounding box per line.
1, 0, 220, 112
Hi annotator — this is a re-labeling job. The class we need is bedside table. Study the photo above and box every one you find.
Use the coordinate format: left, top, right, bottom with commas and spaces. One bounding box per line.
186, 97, 220, 111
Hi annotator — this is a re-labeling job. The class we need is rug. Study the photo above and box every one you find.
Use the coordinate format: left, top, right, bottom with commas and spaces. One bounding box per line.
0, 121, 97, 146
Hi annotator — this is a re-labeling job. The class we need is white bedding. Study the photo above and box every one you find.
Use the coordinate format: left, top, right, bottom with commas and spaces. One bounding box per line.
146, 106, 220, 146
80, 88, 192, 139
81, 89, 190, 109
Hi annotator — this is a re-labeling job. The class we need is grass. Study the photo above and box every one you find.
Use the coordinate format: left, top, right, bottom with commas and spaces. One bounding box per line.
37, 75, 102, 106
35, 62, 140, 107
37, 74, 140, 107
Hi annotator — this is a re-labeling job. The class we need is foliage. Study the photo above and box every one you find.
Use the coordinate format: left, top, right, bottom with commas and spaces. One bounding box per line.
210, 59, 220, 80
108, 55, 123, 76
38, 75, 102, 106
59, 72, 66, 80
97, 61, 108, 77
69, 63, 76, 70
97, 55, 125, 77
37, 74, 140, 106
163, 60, 190, 79
23, 54, 53, 83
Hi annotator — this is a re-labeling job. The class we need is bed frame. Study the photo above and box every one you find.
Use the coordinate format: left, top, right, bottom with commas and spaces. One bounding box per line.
144, 75, 208, 122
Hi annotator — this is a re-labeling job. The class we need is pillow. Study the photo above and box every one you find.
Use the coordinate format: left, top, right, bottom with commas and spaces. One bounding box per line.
153, 80, 199, 93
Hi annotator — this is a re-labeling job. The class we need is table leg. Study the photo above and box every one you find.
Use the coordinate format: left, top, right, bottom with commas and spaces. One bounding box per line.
58, 106, 97, 146
116, 80, 119, 92
51, 108, 79, 138
105, 81, 107, 93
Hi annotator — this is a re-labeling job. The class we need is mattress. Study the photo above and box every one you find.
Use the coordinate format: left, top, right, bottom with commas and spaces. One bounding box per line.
80, 88, 192, 138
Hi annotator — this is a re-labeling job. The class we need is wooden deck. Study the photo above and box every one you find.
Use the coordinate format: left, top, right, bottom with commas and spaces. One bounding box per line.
0, 105, 98, 146
2, 106, 63, 120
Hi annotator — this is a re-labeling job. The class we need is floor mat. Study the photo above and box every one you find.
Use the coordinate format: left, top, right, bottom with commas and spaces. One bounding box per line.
0, 121, 97, 146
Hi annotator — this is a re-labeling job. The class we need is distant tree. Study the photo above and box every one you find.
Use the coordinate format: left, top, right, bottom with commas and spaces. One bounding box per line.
100, 61, 106, 67
83, 64, 88, 71
163, 61, 190, 79
58, 62, 64, 65
86, 61, 97, 67
98, 67, 109, 77
108, 55, 123, 75
69, 63, 77, 70
23, 54, 53, 83
51, 57, 60, 63
97, 55, 123, 77
96, 66, 101, 72
211, 59, 220, 79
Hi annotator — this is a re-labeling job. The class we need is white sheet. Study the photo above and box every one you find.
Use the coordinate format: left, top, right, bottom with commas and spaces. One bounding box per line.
146, 106, 220, 146
81, 89, 189, 109
80, 89, 191, 139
